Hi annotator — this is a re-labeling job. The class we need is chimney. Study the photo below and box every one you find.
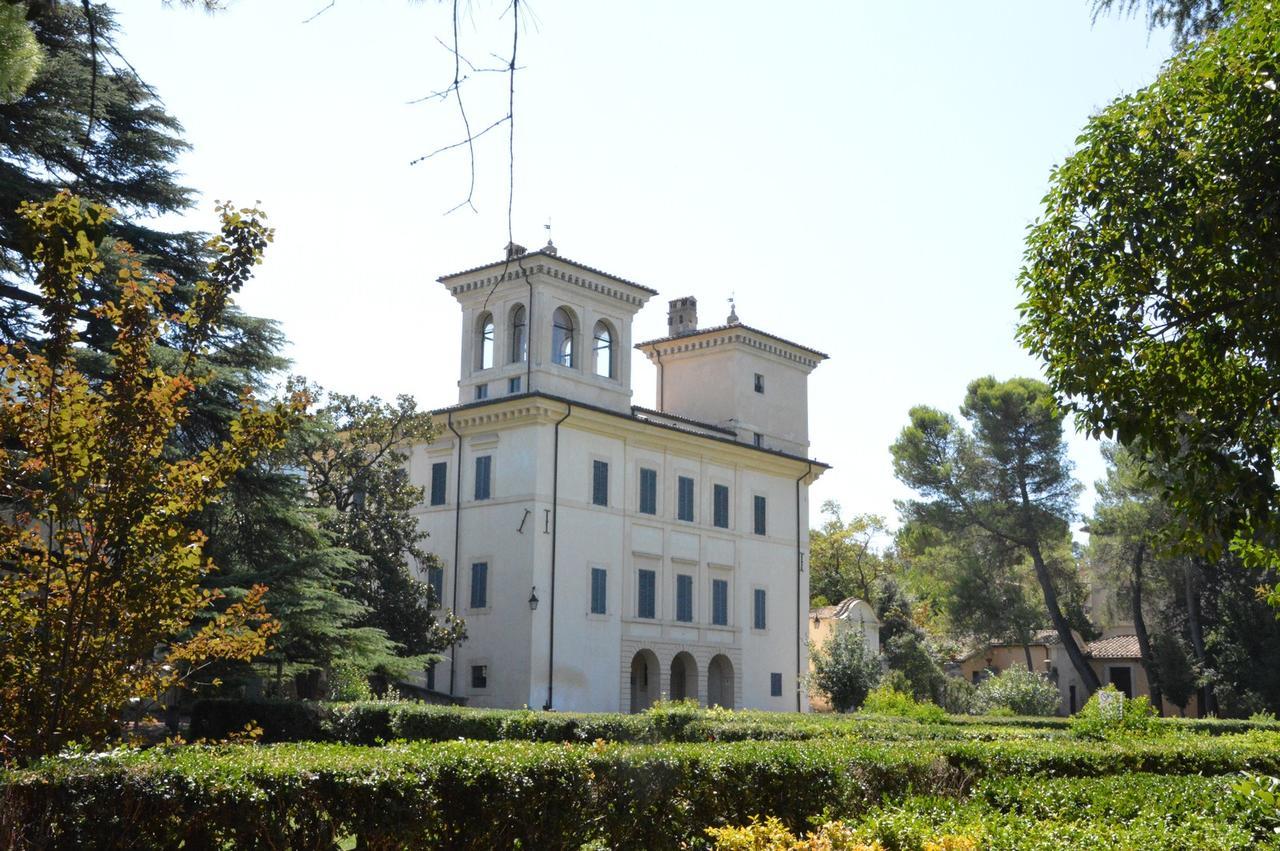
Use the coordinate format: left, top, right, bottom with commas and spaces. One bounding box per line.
667, 296, 698, 337
504, 242, 527, 260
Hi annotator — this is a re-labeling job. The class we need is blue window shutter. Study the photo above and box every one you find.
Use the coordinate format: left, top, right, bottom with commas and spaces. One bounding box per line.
713, 484, 729, 529
430, 462, 448, 506
678, 476, 694, 521
754, 495, 767, 535
474, 455, 491, 500
593, 460, 609, 507
471, 562, 488, 609
640, 468, 656, 515
676, 574, 693, 622
591, 568, 607, 614
638, 569, 656, 619
754, 588, 766, 630
712, 579, 728, 626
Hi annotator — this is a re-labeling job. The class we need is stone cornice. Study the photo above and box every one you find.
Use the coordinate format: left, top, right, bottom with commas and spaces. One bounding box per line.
442, 258, 655, 308
637, 325, 825, 371
429, 393, 827, 483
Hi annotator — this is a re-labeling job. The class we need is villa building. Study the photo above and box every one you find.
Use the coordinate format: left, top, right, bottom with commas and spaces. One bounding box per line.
406, 242, 828, 712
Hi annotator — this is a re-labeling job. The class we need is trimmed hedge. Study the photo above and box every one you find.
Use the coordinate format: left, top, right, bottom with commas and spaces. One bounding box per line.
850, 773, 1279, 850
187, 698, 1280, 746
5, 734, 1280, 850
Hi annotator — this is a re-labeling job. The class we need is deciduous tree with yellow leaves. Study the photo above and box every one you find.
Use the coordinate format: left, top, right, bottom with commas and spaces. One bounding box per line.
0, 192, 303, 763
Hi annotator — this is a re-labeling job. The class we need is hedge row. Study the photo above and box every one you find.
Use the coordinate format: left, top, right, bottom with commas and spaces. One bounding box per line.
6, 734, 1280, 850
188, 698, 1280, 746
848, 773, 1279, 850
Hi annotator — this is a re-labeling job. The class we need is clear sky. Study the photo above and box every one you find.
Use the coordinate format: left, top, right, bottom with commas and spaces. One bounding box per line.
110, 0, 1172, 532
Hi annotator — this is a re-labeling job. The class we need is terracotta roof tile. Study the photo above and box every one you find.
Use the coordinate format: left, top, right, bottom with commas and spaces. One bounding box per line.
1087, 635, 1143, 659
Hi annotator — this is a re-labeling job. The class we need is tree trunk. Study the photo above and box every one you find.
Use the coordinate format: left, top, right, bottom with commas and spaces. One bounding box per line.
1129, 542, 1163, 714
1184, 557, 1216, 716
1028, 540, 1101, 693
1023, 642, 1034, 671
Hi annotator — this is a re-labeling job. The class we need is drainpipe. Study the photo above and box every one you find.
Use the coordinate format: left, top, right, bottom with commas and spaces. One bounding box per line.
654, 346, 664, 410
447, 412, 463, 696
545, 402, 573, 710
795, 461, 813, 712
526, 276, 533, 392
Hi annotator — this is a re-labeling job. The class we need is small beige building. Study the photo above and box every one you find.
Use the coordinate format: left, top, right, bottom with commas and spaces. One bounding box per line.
955, 629, 1201, 717
807, 598, 880, 711
407, 242, 828, 713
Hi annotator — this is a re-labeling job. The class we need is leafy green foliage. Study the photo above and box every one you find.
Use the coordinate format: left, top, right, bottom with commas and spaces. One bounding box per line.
295, 388, 465, 672
0, 4, 201, 344
1091, 0, 1230, 46
861, 686, 948, 723
1233, 772, 1280, 839
0, 194, 298, 763
1070, 685, 1163, 739
882, 632, 948, 706
1018, 1, 1280, 591
7, 725, 1280, 849
811, 627, 883, 712
851, 773, 1270, 850
0, 4, 41, 104
972, 668, 1060, 717
809, 501, 890, 606
891, 377, 1098, 692
326, 661, 375, 702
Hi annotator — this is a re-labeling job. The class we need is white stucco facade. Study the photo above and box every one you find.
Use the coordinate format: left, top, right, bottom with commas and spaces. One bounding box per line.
408, 245, 828, 712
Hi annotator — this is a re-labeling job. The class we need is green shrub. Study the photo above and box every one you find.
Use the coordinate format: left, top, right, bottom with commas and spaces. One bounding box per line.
5, 734, 1280, 849
811, 628, 883, 712
326, 661, 374, 702
860, 687, 948, 723
940, 677, 975, 716
850, 774, 1271, 850
645, 698, 703, 737
186, 698, 1280, 748
1232, 772, 1280, 839
972, 668, 1060, 717
1069, 686, 1163, 740
882, 632, 948, 705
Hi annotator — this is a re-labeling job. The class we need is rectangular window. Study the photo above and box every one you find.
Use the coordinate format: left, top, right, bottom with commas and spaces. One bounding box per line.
676, 573, 693, 622
638, 569, 656, 619
470, 562, 488, 609
677, 476, 694, 522
592, 460, 609, 507
475, 384, 488, 400
430, 461, 448, 506
711, 578, 728, 626
590, 567, 607, 615
639, 467, 657, 515
754, 373, 764, 394
474, 455, 491, 501
753, 588, 767, 630
753, 432, 763, 448
471, 665, 488, 689
770, 672, 782, 697
713, 484, 729, 529
753, 495, 767, 535
426, 565, 444, 606
508, 376, 522, 394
